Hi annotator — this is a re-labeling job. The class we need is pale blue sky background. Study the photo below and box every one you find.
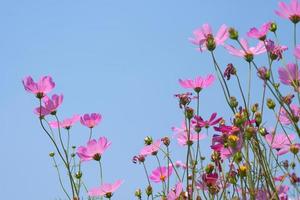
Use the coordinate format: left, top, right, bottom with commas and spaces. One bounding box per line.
0, 0, 297, 199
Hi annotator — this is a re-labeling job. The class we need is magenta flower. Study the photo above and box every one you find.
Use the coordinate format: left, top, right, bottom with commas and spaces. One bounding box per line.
266, 39, 288, 60
265, 133, 295, 155
275, 0, 300, 24
279, 104, 300, 125
22, 75, 55, 98
140, 140, 161, 156
247, 22, 271, 40
88, 180, 123, 198
49, 114, 80, 129
192, 113, 222, 129
77, 136, 111, 162
167, 182, 182, 200
190, 24, 228, 51
294, 45, 300, 59
278, 63, 300, 91
225, 38, 266, 61
178, 74, 215, 92
80, 113, 102, 128
149, 166, 173, 183
34, 94, 63, 116
276, 185, 289, 200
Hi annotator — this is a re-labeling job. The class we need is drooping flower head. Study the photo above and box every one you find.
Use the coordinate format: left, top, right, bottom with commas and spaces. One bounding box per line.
278, 63, 300, 91
22, 76, 55, 99
167, 182, 183, 200
275, 0, 300, 24
80, 113, 102, 128
225, 38, 266, 62
149, 166, 173, 183
265, 39, 288, 61
190, 24, 228, 52
140, 140, 161, 156
34, 94, 64, 117
88, 180, 123, 198
77, 136, 111, 162
49, 114, 80, 129
247, 22, 272, 40
178, 74, 215, 93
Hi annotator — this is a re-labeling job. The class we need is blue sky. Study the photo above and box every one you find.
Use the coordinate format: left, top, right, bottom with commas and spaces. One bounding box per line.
0, 0, 297, 199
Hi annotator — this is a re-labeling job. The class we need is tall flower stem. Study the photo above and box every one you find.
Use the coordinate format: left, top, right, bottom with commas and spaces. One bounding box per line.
142, 162, 154, 200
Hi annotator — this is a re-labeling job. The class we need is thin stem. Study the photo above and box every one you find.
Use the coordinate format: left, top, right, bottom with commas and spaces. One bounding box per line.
52, 157, 71, 200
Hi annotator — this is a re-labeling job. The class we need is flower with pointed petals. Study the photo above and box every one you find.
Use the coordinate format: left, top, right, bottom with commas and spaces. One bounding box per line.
172, 123, 206, 146
275, 0, 300, 24
279, 104, 300, 125
77, 137, 111, 162
265, 133, 295, 155
167, 182, 183, 200
80, 113, 102, 128
34, 94, 63, 116
22, 75, 55, 98
190, 24, 228, 52
266, 39, 288, 61
247, 22, 271, 40
294, 45, 300, 59
192, 113, 222, 129
278, 63, 300, 91
178, 74, 215, 93
88, 180, 123, 198
49, 114, 80, 129
149, 166, 173, 183
225, 38, 266, 62
140, 140, 161, 156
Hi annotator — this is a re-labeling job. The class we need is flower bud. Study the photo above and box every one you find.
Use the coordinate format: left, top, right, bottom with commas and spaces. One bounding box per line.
255, 112, 262, 126
145, 185, 152, 196
135, 188, 142, 199
257, 67, 270, 80
229, 28, 239, 40
185, 107, 194, 120
205, 164, 215, 174
251, 103, 259, 113
49, 152, 55, 157
290, 144, 299, 155
233, 152, 243, 163
245, 126, 256, 140
71, 153, 76, 158
270, 22, 277, 32
75, 171, 82, 179
206, 35, 216, 51
161, 137, 170, 147
144, 136, 153, 145
258, 127, 267, 136
267, 98, 276, 109
194, 124, 201, 133
229, 96, 238, 108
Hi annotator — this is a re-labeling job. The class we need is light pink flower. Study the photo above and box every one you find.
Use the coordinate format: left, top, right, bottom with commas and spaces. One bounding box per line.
175, 160, 187, 169
247, 22, 272, 40
149, 166, 173, 183
178, 74, 215, 92
266, 39, 288, 60
88, 180, 123, 197
80, 113, 102, 128
34, 94, 63, 116
49, 114, 80, 129
172, 123, 206, 146
275, 0, 300, 24
294, 45, 300, 59
265, 133, 295, 155
279, 104, 300, 125
225, 38, 266, 61
77, 137, 111, 162
140, 140, 161, 156
278, 63, 300, 91
190, 24, 228, 51
22, 75, 55, 98
167, 182, 182, 200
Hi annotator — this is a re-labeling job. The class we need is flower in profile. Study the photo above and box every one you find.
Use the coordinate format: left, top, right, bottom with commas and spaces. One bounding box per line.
225, 38, 266, 62
149, 166, 173, 183
179, 74, 215, 93
140, 140, 161, 156
22, 75, 55, 98
175, 160, 187, 169
88, 180, 123, 198
278, 63, 300, 91
167, 182, 183, 200
275, 0, 300, 24
34, 94, 64, 116
294, 45, 300, 59
276, 185, 289, 200
190, 24, 228, 52
192, 113, 222, 129
247, 22, 271, 40
77, 137, 111, 162
172, 123, 206, 146
279, 104, 300, 125
49, 114, 80, 129
265, 133, 295, 155
223, 63, 236, 80
80, 113, 102, 128
265, 39, 288, 61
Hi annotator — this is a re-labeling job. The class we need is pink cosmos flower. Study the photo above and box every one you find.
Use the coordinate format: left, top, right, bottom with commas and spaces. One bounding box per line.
192, 113, 222, 129
275, 0, 300, 24
279, 104, 300, 125
140, 140, 161, 156
175, 160, 187, 169
178, 74, 215, 92
88, 180, 123, 197
34, 94, 63, 116
49, 114, 80, 129
278, 63, 300, 91
196, 173, 220, 191
265, 133, 295, 155
77, 137, 111, 162
80, 113, 102, 128
277, 185, 289, 200
294, 45, 300, 59
247, 22, 271, 40
167, 182, 182, 200
149, 166, 173, 183
190, 24, 228, 51
266, 39, 288, 60
172, 123, 206, 146
22, 75, 55, 98
225, 38, 266, 61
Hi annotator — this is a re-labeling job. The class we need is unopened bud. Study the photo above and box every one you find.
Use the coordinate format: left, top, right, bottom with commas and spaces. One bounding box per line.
267, 98, 276, 109
229, 28, 239, 40
49, 152, 55, 157
144, 136, 153, 145
270, 22, 277, 32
